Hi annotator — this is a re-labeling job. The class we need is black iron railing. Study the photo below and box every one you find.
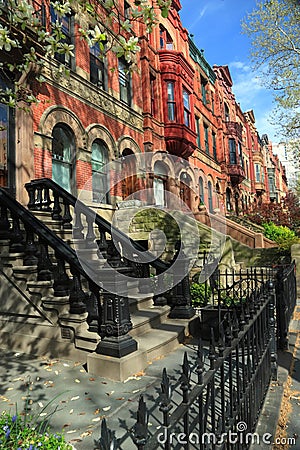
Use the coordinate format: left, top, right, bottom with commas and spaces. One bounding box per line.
25, 178, 168, 271
25, 178, 195, 320
193, 261, 297, 350
98, 280, 277, 449
0, 187, 139, 357
275, 262, 297, 349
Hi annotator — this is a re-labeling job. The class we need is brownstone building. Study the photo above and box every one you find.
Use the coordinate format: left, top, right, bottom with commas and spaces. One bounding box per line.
0, 0, 288, 217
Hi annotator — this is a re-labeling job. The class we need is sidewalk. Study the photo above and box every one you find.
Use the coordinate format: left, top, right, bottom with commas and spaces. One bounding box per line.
0, 337, 199, 450
251, 298, 300, 450
1, 305, 300, 450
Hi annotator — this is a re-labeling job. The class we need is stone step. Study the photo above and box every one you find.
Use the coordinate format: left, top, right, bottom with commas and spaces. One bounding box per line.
29, 211, 64, 230
135, 318, 190, 362
13, 265, 38, 281
128, 294, 154, 312
130, 305, 171, 337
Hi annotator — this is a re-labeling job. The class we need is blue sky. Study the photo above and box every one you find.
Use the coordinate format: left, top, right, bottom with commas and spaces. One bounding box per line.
179, 0, 280, 143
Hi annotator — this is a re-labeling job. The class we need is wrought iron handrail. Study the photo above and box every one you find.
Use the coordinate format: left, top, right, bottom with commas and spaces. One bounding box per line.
0, 187, 139, 357
0, 187, 89, 278
25, 178, 169, 273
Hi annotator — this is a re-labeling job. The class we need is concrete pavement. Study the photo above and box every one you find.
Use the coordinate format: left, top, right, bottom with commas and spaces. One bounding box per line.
1, 303, 300, 449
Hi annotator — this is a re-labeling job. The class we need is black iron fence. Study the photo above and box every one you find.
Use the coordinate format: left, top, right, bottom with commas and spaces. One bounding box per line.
192, 261, 297, 351
98, 279, 278, 450
275, 262, 297, 350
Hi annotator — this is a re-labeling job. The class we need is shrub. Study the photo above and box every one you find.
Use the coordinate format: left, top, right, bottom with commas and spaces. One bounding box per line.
190, 282, 211, 307
0, 411, 73, 450
262, 222, 298, 250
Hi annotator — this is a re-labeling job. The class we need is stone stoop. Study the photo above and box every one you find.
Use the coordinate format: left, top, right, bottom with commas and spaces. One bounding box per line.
0, 206, 197, 381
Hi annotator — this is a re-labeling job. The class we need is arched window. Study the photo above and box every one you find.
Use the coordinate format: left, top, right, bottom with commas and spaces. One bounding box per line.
180, 172, 192, 209
91, 140, 109, 203
121, 149, 137, 200
0, 77, 15, 193
226, 188, 232, 212
159, 25, 173, 50
199, 176, 204, 204
52, 124, 75, 193
208, 180, 213, 213
153, 161, 168, 206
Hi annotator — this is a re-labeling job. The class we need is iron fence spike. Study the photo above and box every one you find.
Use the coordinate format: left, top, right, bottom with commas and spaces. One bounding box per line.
98, 418, 117, 450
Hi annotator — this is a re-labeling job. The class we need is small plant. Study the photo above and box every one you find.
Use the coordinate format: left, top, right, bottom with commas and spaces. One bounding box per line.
0, 411, 73, 449
190, 282, 211, 307
262, 221, 299, 250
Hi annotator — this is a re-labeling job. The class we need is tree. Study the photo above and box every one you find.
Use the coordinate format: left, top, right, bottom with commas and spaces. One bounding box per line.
246, 190, 300, 233
0, 0, 171, 107
242, 0, 300, 140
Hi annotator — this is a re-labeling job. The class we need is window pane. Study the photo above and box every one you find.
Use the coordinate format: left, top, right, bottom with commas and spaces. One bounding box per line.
52, 127, 72, 161
208, 181, 213, 212
52, 160, 71, 192
229, 139, 237, 164
183, 91, 189, 109
167, 82, 174, 101
199, 177, 204, 203
167, 82, 175, 121
119, 59, 130, 104
90, 52, 104, 87
92, 141, 109, 203
154, 178, 165, 206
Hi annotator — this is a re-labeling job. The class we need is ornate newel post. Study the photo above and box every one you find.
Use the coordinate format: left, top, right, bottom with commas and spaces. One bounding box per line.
168, 243, 195, 319
96, 269, 138, 358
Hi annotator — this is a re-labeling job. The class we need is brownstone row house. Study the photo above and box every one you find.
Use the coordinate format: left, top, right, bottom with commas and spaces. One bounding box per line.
0, 0, 287, 217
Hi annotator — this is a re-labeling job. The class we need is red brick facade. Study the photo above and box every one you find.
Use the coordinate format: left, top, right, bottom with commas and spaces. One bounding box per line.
1, 0, 288, 215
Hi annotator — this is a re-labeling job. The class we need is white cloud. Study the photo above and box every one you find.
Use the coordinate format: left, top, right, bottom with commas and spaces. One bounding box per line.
189, 6, 208, 29
229, 61, 265, 107
228, 61, 283, 142
229, 61, 251, 72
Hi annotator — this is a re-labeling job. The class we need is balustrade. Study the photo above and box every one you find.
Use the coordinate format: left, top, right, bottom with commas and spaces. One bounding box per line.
24, 178, 193, 322
0, 187, 139, 358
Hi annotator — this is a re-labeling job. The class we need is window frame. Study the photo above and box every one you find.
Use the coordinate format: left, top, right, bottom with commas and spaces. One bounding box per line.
212, 131, 217, 160
118, 57, 131, 105
159, 25, 174, 50
166, 81, 176, 122
183, 89, 191, 127
229, 138, 237, 164
91, 140, 110, 204
90, 43, 107, 90
204, 123, 209, 155
201, 76, 207, 105
195, 116, 201, 148
50, 5, 75, 70
255, 163, 261, 182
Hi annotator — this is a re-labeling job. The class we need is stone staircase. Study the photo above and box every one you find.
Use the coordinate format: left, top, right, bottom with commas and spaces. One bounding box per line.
0, 185, 196, 381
